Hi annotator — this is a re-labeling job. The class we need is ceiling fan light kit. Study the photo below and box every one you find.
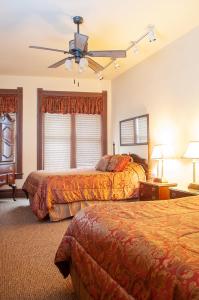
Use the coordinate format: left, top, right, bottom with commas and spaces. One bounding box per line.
29, 16, 157, 79
65, 59, 73, 71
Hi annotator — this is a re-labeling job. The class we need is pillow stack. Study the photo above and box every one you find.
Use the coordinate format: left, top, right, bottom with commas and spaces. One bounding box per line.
96, 154, 132, 172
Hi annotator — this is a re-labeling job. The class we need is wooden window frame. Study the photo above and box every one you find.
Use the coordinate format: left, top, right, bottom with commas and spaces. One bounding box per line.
0, 87, 23, 179
120, 114, 149, 146
37, 88, 107, 170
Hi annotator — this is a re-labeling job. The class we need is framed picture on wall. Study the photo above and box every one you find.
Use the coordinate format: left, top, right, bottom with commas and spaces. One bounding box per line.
120, 114, 149, 146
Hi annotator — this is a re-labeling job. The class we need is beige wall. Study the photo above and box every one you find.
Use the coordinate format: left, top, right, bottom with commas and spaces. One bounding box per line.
0, 75, 111, 187
112, 26, 199, 185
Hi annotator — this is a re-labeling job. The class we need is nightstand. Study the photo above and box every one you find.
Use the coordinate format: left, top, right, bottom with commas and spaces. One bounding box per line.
169, 186, 199, 199
139, 181, 177, 201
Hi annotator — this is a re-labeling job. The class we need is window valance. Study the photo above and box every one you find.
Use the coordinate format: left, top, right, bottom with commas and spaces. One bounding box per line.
41, 95, 104, 115
0, 88, 22, 114
0, 95, 18, 113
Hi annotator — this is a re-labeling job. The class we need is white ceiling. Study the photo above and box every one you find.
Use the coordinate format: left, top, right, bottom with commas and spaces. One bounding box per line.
0, 0, 199, 80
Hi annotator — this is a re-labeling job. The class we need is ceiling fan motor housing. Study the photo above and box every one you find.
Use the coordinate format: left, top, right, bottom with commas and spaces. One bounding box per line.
73, 16, 84, 25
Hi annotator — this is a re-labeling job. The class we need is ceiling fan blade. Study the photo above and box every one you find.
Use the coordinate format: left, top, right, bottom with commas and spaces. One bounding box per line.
29, 45, 69, 54
74, 33, 88, 51
87, 50, 126, 58
87, 57, 104, 72
48, 57, 73, 68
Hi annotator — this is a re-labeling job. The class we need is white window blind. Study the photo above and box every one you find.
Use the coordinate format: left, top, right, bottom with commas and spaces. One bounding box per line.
120, 119, 135, 145
44, 113, 71, 171
136, 116, 148, 144
76, 114, 102, 167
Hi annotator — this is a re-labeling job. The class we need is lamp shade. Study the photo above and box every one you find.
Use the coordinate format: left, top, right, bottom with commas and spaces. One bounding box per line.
184, 141, 199, 159
151, 144, 172, 159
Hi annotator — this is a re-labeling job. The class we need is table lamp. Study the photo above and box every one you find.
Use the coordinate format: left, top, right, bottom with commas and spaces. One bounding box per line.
183, 141, 199, 190
151, 144, 170, 183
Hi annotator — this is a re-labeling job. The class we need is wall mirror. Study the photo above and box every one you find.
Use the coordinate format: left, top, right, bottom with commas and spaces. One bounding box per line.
120, 114, 149, 146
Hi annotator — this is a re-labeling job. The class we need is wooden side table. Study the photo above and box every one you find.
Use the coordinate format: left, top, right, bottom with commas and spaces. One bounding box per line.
139, 181, 177, 201
169, 186, 199, 199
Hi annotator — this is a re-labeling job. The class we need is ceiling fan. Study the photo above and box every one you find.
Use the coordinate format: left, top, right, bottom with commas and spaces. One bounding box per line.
29, 16, 126, 74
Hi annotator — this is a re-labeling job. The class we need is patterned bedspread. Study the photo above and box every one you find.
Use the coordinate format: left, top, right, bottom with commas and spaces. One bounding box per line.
22, 162, 145, 220
55, 197, 199, 300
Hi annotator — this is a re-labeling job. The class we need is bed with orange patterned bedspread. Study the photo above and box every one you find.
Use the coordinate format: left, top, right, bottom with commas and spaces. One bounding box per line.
55, 197, 199, 300
22, 162, 145, 221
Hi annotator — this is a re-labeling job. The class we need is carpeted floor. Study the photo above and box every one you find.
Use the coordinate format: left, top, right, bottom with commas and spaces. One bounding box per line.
0, 199, 76, 300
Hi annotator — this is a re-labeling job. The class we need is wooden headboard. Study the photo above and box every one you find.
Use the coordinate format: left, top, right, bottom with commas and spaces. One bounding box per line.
128, 153, 149, 179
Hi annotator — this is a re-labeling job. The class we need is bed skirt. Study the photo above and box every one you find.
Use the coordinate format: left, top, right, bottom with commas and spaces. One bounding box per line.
49, 199, 138, 221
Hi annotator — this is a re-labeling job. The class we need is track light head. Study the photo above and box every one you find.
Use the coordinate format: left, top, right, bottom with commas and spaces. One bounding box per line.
147, 25, 156, 42
114, 60, 120, 70
96, 71, 103, 80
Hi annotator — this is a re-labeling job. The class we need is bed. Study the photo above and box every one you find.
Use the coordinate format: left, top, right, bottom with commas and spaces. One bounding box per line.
55, 197, 199, 300
22, 155, 147, 221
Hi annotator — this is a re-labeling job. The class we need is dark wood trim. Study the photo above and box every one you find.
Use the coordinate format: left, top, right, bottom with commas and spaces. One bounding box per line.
101, 91, 107, 155
71, 114, 76, 168
37, 88, 108, 169
0, 87, 23, 179
0, 88, 21, 95
37, 88, 43, 170
38, 90, 104, 97
16, 87, 23, 178
0, 188, 27, 199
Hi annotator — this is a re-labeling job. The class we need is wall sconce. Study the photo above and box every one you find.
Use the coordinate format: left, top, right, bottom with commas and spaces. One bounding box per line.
151, 144, 172, 183
183, 141, 199, 190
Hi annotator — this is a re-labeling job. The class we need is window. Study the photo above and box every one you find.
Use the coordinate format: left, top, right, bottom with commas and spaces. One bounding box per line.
44, 113, 71, 170
43, 113, 102, 170
37, 89, 107, 171
0, 88, 23, 178
120, 114, 149, 146
76, 114, 102, 167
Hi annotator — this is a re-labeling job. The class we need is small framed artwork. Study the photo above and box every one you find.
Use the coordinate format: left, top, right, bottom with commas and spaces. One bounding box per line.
120, 114, 149, 146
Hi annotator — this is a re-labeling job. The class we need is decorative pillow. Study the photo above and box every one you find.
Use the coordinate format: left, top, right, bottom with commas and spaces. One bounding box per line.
107, 155, 132, 172
95, 155, 112, 171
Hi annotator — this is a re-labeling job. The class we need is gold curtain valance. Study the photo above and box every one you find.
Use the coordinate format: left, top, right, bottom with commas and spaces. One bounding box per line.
41, 95, 104, 115
0, 95, 18, 113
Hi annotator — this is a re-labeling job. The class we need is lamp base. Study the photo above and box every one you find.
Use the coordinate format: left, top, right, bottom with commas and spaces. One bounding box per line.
188, 183, 199, 190
153, 177, 168, 183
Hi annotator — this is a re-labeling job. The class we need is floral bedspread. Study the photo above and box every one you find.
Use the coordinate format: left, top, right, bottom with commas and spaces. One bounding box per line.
55, 197, 199, 300
22, 162, 145, 220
